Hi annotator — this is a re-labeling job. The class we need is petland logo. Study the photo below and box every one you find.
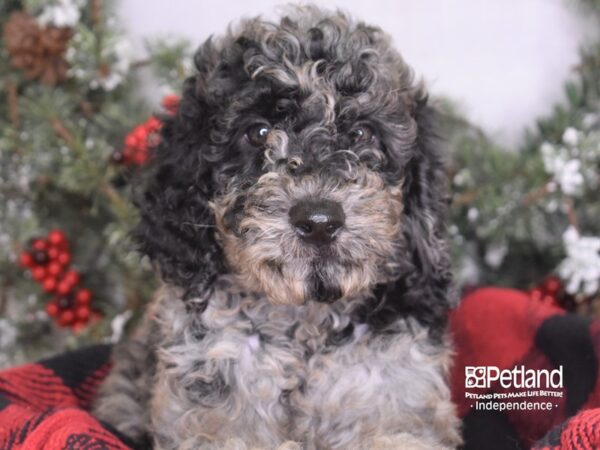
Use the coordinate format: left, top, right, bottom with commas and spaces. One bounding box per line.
465, 366, 563, 389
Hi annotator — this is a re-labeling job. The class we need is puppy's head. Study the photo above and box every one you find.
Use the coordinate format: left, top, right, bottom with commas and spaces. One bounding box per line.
137, 7, 451, 332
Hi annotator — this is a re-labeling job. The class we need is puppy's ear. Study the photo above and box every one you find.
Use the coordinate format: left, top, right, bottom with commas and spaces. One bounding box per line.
368, 96, 454, 339
134, 75, 224, 301
403, 96, 449, 235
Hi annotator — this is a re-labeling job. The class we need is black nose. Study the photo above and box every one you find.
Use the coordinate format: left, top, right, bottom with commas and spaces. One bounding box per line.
289, 200, 345, 246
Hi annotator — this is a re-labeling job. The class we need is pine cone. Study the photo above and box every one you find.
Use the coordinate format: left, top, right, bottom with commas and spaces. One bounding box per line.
3, 12, 72, 85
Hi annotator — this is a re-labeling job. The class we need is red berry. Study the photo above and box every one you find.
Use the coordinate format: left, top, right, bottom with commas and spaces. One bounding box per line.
47, 247, 59, 260
76, 306, 90, 320
161, 95, 180, 114
57, 252, 71, 266
137, 139, 148, 152
146, 117, 161, 130
47, 261, 62, 276
75, 289, 92, 305
46, 302, 59, 317
32, 250, 49, 265
147, 132, 161, 147
32, 239, 47, 251
57, 296, 73, 310
20, 252, 34, 268
48, 230, 66, 246
125, 133, 137, 148
134, 126, 147, 141
42, 277, 57, 293
72, 320, 88, 332
131, 134, 142, 147
123, 145, 135, 158
32, 266, 46, 282
57, 281, 72, 296
64, 270, 80, 286
133, 151, 148, 165
58, 310, 75, 326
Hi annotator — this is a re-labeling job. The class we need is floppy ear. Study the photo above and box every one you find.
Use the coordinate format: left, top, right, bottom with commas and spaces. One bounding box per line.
367, 96, 454, 340
134, 74, 224, 302
403, 97, 450, 229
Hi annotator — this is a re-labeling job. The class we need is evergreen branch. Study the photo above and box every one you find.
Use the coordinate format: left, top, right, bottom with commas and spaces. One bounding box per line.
453, 190, 477, 206
100, 182, 122, 205
5, 80, 19, 129
563, 197, 580, 230
100, 182, 133, 224
79, 100, 94, 119
91, 0, 102, 28
521, 182, 551, 207
131, 59, 152, 69
50, 117, 76, 146
49, 116, 90, 158
0, 283, 7, 315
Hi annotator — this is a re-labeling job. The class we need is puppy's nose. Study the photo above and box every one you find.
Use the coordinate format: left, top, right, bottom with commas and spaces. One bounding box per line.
289, 200, 345, 246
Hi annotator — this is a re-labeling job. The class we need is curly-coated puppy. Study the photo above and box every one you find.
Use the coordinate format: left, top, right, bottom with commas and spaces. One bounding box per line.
94, 6, 461, 450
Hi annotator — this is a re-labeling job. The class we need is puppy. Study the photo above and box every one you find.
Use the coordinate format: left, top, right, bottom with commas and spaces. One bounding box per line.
94, 6, 461, 449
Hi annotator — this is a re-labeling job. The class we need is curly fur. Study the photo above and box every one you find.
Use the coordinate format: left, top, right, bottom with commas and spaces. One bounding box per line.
94, 6, 460, 449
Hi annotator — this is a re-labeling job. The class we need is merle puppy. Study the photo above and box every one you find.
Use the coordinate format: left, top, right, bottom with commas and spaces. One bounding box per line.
94, 6, 461, 450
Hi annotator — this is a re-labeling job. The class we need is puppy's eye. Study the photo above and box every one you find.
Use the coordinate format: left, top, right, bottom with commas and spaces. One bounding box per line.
349, 125, 374, 145
246, 123, 271, 147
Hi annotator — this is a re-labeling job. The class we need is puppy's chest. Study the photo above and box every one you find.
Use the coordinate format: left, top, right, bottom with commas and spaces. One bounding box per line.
153, 287, 451, 447
195, 295, 379, 402
158, 289, 430, 433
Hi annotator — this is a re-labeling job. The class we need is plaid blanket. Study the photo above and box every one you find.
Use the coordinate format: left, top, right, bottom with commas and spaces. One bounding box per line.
0, 288, 599, 449
0, 345, 132, 449
453, 288, 600, 449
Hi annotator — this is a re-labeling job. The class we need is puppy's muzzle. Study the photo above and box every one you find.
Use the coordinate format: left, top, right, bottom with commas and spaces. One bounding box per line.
289, 199, 345, 246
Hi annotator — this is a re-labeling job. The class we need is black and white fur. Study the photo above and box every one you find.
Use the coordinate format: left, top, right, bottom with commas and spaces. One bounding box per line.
94, 6, 461, 449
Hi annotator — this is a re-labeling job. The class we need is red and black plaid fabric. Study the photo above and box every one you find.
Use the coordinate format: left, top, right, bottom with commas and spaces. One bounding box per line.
451, 288, 600, 449
0, 345, 133, 449
1, 288, 599, 449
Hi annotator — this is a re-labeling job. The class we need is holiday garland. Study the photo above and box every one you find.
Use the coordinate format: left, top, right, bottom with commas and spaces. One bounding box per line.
0, 0, 599, 365
0, 0, 191, 366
